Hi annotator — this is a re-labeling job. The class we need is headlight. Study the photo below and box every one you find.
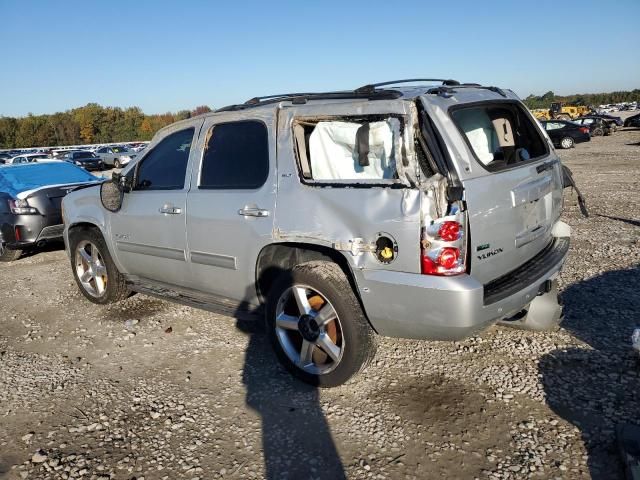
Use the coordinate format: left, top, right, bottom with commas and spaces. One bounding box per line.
121, 156, 131, 161
8, 199, 38, 214
75, 161, 82, 165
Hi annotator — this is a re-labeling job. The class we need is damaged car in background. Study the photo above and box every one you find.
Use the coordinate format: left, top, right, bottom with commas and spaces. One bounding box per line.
62, 79, 585, 387
0, 162, 101, 261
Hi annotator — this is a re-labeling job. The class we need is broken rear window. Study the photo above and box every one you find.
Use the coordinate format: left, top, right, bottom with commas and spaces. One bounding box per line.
293, 116, 404, 184
450, 102, 548, 172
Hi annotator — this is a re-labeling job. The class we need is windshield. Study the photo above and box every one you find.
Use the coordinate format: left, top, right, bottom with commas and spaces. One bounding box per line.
75, 152, 97, 159
112, 147, 128, 153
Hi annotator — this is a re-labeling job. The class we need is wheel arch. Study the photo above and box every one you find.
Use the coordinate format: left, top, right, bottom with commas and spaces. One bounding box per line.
255, 242, 375, 331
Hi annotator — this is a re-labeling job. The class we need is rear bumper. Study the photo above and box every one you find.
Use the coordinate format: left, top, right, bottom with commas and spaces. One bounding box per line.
1, 215, 64, 248
354, 233, 570, 341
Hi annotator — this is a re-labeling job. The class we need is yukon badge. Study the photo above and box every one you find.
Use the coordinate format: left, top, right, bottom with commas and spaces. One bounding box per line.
477, 248, 503, 261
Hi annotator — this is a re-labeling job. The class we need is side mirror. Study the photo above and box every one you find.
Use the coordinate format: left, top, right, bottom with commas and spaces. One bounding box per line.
111, 171, 133, 193
100, 179, 123, 212
100, 172, 133, 213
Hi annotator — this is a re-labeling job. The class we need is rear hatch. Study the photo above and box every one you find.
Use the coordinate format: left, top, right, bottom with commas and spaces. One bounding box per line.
423, 98, 564, 284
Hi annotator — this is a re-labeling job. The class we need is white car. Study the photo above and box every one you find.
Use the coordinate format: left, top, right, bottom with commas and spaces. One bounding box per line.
6, 153, 52, 164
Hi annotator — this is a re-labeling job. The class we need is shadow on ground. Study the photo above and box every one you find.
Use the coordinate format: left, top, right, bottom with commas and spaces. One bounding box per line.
540, 266, 640, 479
235, 268, 346, 480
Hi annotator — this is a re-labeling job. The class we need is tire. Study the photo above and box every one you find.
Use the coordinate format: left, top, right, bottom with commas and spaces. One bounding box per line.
266, 261, 376, 387
592, 127, 604, 137
68, 227, 130, 304
560, 137, 574, 149
0, 242, 22, 262
114, 159, 121, 169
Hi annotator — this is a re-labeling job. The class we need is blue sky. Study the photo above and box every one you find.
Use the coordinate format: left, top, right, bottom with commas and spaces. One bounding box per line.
1, 0, 638, 117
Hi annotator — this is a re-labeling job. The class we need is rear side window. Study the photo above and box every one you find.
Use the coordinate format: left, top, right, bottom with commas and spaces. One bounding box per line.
292, 116, 402, 184
199, 120, 269, 189
451, 103, 547, 172
135, 128, 195, 190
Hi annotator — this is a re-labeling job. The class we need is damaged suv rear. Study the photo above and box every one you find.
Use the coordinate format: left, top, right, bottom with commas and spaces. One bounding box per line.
63, 79, 571, 386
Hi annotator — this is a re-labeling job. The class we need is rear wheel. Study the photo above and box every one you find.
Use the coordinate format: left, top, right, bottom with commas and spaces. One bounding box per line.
560, 137, 574, 149
592, 127, 604, 136
0, 242, 22, 262
266, 261, 376, 387
69, 227, 130, 304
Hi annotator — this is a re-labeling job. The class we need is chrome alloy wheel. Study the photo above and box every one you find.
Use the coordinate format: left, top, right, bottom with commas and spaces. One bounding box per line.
275, 285, 344, 375
75, 240, 108, 297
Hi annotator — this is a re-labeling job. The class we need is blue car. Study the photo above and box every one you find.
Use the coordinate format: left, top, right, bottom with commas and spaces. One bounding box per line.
0, 162, 101, 261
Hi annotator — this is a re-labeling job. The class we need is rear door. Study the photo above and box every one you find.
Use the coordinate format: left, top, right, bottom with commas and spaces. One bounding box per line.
185, 113, 276, 304
422, 98, 563, 284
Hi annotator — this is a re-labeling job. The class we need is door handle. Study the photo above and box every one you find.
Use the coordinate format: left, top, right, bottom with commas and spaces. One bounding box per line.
159, 205, 182, 215
238, 206, 270, 217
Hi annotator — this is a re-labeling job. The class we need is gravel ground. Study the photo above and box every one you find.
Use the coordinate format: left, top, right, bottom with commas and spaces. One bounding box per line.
1, 124, 638, 480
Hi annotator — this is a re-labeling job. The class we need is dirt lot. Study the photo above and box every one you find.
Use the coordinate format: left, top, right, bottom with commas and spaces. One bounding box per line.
1, 124, 639, 480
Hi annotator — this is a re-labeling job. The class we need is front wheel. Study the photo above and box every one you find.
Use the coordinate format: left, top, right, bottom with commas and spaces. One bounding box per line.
592, 127, 604, 137
0, 242, 22, 262
69, 227, 130, 304
266, 261, 376, 387
560, 137, 574, 149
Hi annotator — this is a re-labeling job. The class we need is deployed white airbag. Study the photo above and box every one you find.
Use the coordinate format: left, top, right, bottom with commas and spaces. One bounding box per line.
309, 119, 399, 181
455, 108, 500, 165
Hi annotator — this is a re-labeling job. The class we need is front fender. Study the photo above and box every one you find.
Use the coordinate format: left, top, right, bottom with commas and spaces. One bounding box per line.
62, 186, 125, 273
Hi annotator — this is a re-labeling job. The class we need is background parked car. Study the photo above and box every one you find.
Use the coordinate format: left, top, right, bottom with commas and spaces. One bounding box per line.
623, 113, 640, 128
572, 117, 613, 136
540, 120, 591, 149
94, 145, 136, 168
591, 113, 623, 126
6, 153, 52, 164
0, 162, 101, 261
61, 150, 104, 171
0, 153, 12, 164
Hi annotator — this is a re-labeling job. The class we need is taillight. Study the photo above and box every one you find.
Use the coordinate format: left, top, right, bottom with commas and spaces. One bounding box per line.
8, 199, 38, 215
421, 216, 467, 276
580, 127, 589, 134
438, 221, 461, 242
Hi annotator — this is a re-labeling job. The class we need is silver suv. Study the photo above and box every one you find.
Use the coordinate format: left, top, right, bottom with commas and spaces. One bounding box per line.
62, 80, 571, 387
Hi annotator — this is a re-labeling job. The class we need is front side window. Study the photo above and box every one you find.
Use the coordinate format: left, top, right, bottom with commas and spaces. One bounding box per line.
135, 128, 195, 190
451, 103, 548, 171
199, 120, 269, 189
292, 116, 402, 183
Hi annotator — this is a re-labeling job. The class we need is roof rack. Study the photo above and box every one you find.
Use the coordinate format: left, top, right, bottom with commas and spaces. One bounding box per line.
354, 78, 460, 94
426, 84, 508, 98
216, 89, 403, 112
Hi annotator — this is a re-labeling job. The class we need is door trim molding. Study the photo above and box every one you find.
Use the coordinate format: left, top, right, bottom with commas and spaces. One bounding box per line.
190, 251, 237, 270
116, 241, 185, 261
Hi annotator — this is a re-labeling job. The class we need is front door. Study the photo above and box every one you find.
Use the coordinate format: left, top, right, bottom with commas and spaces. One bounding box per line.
185, 114, 276, 304
110, 123, 201, 287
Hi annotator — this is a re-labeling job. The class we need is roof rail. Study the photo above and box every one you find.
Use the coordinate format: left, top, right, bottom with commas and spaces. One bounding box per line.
354, 78, 460, 94
216, 89, 403, 113
425, 84, 507, 98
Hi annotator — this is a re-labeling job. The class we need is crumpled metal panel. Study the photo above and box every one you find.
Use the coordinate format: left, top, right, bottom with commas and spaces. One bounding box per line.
275, 100, 426, 273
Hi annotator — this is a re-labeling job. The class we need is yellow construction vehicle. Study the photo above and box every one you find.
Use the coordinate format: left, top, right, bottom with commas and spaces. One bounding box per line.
531, 103, 591, 121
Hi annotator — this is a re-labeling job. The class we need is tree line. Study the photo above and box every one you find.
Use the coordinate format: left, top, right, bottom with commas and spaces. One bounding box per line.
2, 89, 639, 148
0, 103, 212, 149
523, 89, 640, 110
